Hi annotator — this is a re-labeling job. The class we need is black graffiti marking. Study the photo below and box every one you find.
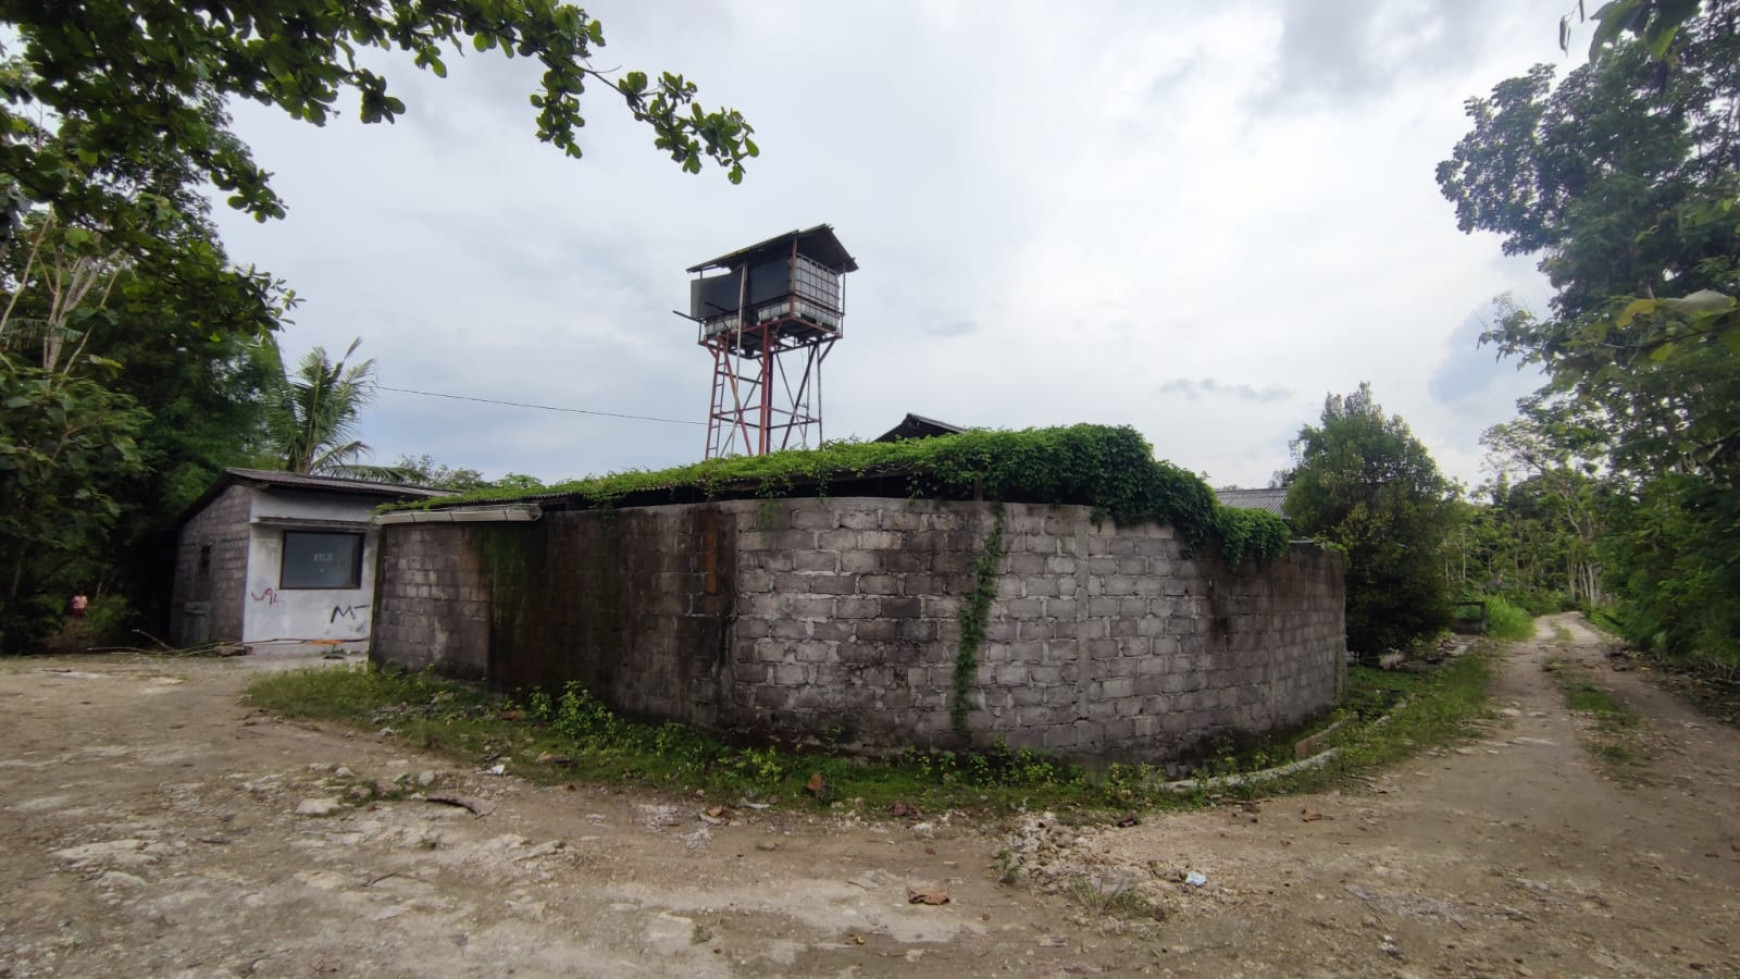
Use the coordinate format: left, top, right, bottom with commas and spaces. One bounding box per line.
330, 603, 370, 623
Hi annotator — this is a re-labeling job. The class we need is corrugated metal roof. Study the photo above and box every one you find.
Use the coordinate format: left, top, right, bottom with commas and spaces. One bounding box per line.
178, 468, 455, 528
1214, 487, 1289, 518
686, 224, 859, 274
226, 468, 452, 498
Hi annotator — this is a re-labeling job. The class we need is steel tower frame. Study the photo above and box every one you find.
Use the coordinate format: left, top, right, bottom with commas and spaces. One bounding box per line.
684, 227, 855, 459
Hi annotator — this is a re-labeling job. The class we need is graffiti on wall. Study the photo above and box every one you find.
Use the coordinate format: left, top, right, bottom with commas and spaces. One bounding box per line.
249, 587, 279, 606
330, 603, 369, 623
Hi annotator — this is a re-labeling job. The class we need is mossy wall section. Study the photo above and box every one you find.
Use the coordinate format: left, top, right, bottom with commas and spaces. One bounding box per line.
370, 498, 1346, 761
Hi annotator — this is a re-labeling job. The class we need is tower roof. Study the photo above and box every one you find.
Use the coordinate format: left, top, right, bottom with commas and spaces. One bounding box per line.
687, 224, 859, 274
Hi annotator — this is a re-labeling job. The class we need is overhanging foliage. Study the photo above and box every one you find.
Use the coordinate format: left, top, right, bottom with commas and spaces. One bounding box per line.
1439, 4, 1740, 673
402, 425, 1292, 567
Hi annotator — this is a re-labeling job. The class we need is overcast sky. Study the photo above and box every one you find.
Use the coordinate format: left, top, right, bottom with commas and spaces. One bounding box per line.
208, 0, 1576, 489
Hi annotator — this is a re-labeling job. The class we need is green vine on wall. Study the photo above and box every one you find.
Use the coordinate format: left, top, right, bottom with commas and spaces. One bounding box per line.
951, 504, 1006, 740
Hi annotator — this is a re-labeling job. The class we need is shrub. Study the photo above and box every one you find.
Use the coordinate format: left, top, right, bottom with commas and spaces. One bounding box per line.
1280, 384, 1459, 658
1480, 594, 1534, 641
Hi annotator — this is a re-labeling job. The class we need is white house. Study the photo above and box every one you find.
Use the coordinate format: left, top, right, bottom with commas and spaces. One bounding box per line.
168, 469, 450, 649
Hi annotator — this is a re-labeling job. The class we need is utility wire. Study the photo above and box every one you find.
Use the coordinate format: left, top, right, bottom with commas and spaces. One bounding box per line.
376, 384, 704, 426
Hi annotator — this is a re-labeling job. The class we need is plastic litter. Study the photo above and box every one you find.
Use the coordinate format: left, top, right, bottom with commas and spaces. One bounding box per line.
1184, 871, 1208, 887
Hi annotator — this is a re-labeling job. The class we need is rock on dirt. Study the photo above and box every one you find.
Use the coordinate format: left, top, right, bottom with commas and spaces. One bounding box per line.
294, 797, 343, 817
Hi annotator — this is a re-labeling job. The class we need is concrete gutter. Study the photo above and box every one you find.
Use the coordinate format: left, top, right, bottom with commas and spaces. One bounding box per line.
374, 504, 542, 525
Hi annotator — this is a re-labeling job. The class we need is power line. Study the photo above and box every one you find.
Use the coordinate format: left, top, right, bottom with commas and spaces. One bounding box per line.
376, 384, 704, 426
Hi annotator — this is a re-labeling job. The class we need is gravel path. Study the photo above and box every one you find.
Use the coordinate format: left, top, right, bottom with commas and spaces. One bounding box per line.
1, 613, 1736, 977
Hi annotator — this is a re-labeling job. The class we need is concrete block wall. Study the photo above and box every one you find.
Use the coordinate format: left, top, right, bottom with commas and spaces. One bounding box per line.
728, 498, 991, 747
169, 484, 253, 646
728, 500, 1345, 759
371, 497, 1346, 761
370, 524, 491, 679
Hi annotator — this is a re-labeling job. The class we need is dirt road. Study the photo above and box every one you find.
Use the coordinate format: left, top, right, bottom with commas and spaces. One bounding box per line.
2, 614, 1737, 977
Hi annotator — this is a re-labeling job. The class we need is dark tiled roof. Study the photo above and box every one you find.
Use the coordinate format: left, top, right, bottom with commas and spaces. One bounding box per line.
873, 413, 967, 443
1215, 486, 1289, 518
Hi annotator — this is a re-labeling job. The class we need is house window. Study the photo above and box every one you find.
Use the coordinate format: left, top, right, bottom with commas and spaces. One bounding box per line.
280, 531, 363, 589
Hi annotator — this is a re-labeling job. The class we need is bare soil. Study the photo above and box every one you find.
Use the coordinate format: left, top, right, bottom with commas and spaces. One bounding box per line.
2, 613, 1737, 977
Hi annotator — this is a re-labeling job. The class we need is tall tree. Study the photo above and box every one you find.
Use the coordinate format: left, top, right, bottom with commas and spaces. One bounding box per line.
271, 338, 407, 480
0, 0, 756, 257
0, 355, 147, 651
392, 454, 488, 491
1280, 384, 1460, 659
0, 3, 755, 652
1439, 1, 1740, 672
1479, 414, 1607, 606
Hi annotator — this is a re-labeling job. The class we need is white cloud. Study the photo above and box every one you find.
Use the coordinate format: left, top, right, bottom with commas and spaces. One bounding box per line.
205, 0, 1573, 488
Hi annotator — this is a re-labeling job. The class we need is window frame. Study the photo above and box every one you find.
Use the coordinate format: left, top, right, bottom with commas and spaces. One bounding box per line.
279, 530, 364, 590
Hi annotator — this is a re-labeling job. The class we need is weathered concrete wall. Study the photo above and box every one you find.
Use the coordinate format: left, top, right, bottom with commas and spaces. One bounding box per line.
170, 484, 253, 646
371, 524, 492, 680
242, 492, 383, 644
372, 498, 1346, 761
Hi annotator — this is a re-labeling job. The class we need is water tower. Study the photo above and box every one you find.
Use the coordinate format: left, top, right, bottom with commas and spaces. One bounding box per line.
684, 225, 857, 458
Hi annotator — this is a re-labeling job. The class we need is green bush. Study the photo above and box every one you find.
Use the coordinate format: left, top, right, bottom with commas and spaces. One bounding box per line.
1479, 594, 1534, 641
0, 594, 63, 656
1601, 474, 1740, 676
1508, 590, 1572, 617
1281, 385, 1460, 657
82, 595, 136, 646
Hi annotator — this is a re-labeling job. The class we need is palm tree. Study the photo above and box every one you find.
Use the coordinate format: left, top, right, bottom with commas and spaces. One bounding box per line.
271, 338, 412, 482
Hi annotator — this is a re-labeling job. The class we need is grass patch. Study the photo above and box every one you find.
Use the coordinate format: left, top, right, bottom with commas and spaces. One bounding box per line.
245, 654, 1494, 818
1585, 606, 1627, 637
248, 666, 1121, 814
1551, 623, 1574, 644
1063, 876, 1162, 920
1547, 663, 1640, 730
1286, 651, 1494, 787
1544, 661, 1653, 779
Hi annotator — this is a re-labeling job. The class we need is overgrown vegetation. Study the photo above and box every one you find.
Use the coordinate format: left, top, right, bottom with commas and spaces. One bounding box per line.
952, 506, 1006, 737
0, 0, 754, 653
1439, 4, 1740, 678
1449, 419, 1606, 615
400, 424, 1293, 567
1308, 653, 1494, 780
1278, 384, 1460, 659
245, 651, 1493, 816
1476, 594, 1535, 642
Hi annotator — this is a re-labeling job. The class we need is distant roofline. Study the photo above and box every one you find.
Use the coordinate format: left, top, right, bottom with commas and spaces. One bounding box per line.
874, 413, 967, 444
223, 468, 452, 498
1214, 486, 1290, 519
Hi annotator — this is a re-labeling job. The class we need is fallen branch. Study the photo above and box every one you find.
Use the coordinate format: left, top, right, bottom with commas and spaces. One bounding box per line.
85, 635, 247, 657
